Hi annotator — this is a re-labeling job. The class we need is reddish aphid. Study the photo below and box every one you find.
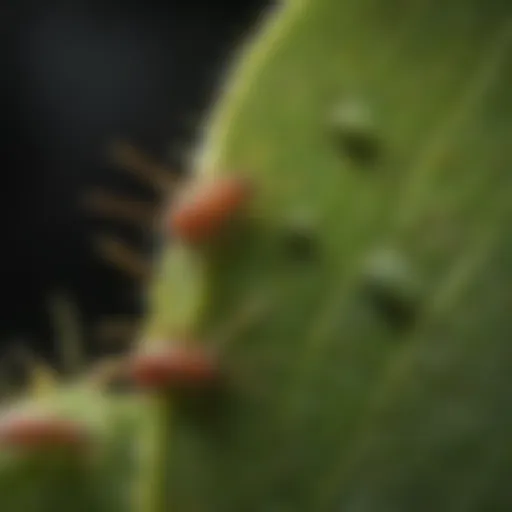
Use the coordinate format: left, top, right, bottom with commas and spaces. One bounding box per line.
168, 176, 252, 244
129, 344, 220, 390
0, 413, 89, 451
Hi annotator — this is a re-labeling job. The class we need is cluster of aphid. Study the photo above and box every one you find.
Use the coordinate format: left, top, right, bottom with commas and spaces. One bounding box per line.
0, 174, 252, 459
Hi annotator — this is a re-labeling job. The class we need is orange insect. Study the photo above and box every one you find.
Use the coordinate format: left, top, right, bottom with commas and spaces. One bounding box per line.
129, 344, 220, 390
168, 176, 252, 244
0, 413, 89, 451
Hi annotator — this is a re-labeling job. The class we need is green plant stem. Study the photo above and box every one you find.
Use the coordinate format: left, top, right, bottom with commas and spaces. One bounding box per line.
133, 395, 172, 512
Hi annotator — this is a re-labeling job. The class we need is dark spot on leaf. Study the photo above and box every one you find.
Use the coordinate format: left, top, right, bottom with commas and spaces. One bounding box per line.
282, 225, 318, 262
362, 249, 422, 329
338, 131, 382, 165
364, 282, 419, 329
328, 99, 382, 166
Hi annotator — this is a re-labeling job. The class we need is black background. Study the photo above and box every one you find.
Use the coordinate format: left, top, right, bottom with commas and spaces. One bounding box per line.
2, 0, 266, 366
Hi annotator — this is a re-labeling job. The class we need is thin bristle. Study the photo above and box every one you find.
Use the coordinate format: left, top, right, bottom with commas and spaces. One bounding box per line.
84, 189, 158, 230
94, 234, 151, 281
85, 356, 128, 388
0, 345, 36, 398
108, 139, 177, 193
47, 293, 85, 376
95, 317, 140, 346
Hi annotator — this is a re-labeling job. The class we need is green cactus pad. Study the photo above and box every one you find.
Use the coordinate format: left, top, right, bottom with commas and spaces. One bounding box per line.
149, 0, 512, 510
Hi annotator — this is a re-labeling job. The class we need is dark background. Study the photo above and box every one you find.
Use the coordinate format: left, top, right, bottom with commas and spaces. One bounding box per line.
2, 0, 266, 368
